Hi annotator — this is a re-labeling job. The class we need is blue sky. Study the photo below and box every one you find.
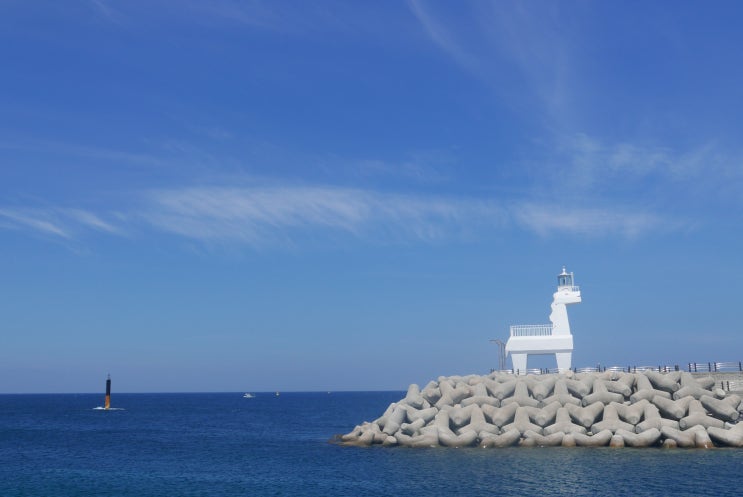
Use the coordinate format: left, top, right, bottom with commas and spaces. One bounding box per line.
2, 1, 743, 393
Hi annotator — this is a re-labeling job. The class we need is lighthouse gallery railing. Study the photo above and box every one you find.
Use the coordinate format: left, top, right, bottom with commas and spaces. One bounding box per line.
510, 324, 553, 337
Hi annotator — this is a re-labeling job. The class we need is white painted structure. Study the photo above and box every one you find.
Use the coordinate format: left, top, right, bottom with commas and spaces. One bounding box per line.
506, 267, 581, 374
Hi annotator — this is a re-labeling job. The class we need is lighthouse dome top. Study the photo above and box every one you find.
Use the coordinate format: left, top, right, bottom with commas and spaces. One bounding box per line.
557, 266, 575, 289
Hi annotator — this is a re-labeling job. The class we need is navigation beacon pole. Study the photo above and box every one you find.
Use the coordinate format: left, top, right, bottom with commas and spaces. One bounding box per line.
105, 374, 111, 410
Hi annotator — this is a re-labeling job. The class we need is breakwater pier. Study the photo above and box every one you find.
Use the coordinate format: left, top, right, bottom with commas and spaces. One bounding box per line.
340, 368, 743, 448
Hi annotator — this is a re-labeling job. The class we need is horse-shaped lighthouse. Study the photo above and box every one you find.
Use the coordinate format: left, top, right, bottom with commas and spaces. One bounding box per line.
506, 267, 581, 374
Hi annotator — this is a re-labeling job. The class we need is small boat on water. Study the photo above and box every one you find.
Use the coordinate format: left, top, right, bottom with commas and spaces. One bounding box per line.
243, 393, 255, 398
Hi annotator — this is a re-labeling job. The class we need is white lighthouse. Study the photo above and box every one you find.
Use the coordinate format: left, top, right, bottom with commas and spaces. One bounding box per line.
505, 267, 581, 374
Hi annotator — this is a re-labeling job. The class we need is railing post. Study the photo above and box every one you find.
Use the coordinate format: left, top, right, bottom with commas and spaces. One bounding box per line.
739, 361, 742, 372
708, 362, 711, 372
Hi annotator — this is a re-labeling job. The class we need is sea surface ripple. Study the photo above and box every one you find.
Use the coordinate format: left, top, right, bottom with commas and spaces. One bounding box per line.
1, 392, 741, 496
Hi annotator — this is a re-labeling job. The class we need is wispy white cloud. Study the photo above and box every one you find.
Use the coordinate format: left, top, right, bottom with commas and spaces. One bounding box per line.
1, 180, 687, 247
512, 203, 668, 238
88, 0, 126, 25
0, 208, 71, 239
62, 209, 121, 235
0, 137, 165, 169
138, 182, 684, 247
0, 207, 121, 240
551, 133, 742, 194
140, 185, 505, 246
151, 0, 399, 38
407, 0, 481, 75
408, 0, 574, 121
352, 150, 454, 184
0, 184, 682, 248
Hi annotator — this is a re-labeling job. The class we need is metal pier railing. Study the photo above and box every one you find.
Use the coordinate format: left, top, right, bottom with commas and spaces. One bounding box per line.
490, 360, 743, 391
688, 361, 743, 373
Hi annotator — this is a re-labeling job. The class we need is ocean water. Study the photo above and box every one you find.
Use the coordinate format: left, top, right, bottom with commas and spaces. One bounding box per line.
1, 392, 742, 497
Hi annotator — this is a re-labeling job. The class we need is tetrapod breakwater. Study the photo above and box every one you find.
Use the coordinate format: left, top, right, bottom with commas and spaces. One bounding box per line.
338, 370, 743, 448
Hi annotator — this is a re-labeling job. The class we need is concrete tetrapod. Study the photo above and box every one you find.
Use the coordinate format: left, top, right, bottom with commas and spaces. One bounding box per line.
434, 380, 470, 408
644, 370, 680, 393
461, 382, 500, 407
610, 434, 625, 447
699, 395, 740, 422
481, 402, 518, 428
542, 379, 581, 406
420, 383, 440, 405
613, 399, 648, 425
614, 428, 662, 447
530, 400, 561, 427
603, 379, 632, 398
724, 394, 742, 412
591, 403, 635, 434
635, 403, 679, 433
527, 376, 557, 402
372, 402, 396, 428
708, 423, 743, 447
479, 429, 521, 448
564, 377, 592, 398
660, 425, 710, 449
446, 404, 475, 428
543, 407, 587, 436
403, 384, 426, 409
572, 429, 613, 447
400, 418, 426, 436
521, 430, 564, 447
433, 410, 478, 447
404, 405, 437, 424
501, 407, 543, 435
501, 380, 540, 408
695, 376, 716, 390
651, 395, 692, 420
615, 373, 636, 396
679, 371, 715, 392
674, 384, 714, 400
679, 399, 725, 430
456, 405, 499, 436
487, 379, 517, 400
630, 374, 672, 403
395, 426, 440, 448
566, 402, 604, 429
582, 380, 625, 406
694, 428, 714, 449
381, 405, 407, 436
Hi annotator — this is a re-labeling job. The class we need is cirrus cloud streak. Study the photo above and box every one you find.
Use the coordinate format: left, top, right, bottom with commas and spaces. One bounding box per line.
0, 185, 680, 247
140, 185, 507, 246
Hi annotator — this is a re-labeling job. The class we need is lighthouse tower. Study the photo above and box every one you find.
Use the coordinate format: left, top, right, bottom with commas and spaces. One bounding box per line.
505, 267, 582, 374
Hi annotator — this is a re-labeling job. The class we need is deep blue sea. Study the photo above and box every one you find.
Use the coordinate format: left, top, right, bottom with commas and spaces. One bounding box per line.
1, 391, 742, 496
